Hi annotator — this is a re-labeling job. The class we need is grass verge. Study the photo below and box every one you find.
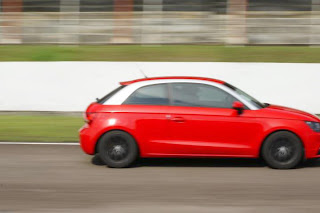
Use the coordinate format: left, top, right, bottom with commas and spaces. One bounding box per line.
0, 115, 83, 142
1, 45, 320, 62
0, 114, 319, 142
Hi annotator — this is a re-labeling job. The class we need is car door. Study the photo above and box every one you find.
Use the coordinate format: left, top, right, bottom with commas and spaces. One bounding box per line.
166, 82, 262, 157
121, 83, 171, 157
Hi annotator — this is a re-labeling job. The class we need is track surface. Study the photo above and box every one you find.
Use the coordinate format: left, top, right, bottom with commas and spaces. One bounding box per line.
1, 144, 320, 213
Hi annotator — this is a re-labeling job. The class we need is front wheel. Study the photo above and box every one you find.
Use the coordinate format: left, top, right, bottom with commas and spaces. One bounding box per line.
262, 131, 303, 169
98, 131, 138, 168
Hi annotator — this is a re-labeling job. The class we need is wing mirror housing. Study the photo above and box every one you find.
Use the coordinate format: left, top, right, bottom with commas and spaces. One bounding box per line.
232, 101, 244, 115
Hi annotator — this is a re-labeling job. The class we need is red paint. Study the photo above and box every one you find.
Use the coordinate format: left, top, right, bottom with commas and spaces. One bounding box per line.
232, 101, 244, 109
79, 78, 320, 160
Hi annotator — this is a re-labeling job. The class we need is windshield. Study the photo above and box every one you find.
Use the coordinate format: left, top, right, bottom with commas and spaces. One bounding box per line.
224, 83, 266, 109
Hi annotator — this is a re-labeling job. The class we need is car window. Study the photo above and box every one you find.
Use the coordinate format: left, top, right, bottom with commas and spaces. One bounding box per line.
171, 83, 238, 108
123, 84, 169, 106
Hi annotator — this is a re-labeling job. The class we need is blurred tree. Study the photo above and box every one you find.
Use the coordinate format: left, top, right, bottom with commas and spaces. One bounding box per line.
80, 0, 113, 12
23, 0, 60, 12
248, 0, 311, 11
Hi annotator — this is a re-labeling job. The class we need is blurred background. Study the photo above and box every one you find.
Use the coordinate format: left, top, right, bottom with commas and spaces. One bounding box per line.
1, 0, 320, 142
0, 0, 320, 141
1, 2, 320, 213
0, 0, 319, 45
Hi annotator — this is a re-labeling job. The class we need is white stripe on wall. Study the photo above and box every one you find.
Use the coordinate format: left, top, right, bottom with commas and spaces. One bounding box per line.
0, 142, 79, 145
0, 62, 320, 113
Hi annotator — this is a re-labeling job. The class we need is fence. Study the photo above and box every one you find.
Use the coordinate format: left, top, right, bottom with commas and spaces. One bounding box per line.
0, 0, 320, 45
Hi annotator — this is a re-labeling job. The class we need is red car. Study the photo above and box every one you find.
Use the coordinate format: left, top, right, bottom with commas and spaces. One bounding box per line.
79, 76, 320, 169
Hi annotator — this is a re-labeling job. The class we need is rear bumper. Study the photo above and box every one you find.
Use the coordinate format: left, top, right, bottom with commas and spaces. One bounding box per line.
79, 124, 96, 155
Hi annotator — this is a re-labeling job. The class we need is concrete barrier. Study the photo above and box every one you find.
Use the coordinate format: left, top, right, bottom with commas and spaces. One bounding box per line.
1, 62, 320, 113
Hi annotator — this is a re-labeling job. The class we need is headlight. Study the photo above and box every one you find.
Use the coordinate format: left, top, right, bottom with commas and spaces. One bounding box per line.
305, 121, 320, 133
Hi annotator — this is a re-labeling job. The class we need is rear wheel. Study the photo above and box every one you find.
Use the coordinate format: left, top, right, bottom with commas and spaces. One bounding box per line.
262, 131, 303, 169
98, 131, 138, 168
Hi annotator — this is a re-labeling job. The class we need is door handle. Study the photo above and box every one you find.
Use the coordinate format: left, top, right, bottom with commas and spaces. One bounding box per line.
171, 117, 185, 123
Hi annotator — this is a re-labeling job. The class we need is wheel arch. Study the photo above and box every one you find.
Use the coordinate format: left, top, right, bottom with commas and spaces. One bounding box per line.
94, 128, 140, 155
259, 129, 305, 158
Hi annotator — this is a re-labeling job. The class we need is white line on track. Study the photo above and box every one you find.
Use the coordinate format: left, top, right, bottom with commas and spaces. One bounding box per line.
0, 142, 79, 145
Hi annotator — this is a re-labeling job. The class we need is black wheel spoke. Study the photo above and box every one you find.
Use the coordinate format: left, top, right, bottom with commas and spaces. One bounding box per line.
270, 137, 295, 163
98, 131, 138, 168
106, 135, 129, 162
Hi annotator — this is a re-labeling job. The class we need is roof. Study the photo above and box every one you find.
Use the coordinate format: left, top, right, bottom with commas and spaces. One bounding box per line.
120, 76, 225, 86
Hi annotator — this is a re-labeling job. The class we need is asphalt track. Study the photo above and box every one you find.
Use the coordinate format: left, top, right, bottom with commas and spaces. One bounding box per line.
1, 143, 320, 213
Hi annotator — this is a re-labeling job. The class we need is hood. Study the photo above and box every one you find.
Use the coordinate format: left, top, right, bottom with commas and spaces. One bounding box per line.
259, 104, 320, 122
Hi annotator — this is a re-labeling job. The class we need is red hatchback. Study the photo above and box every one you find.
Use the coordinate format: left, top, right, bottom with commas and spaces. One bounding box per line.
79, 76, 320, 169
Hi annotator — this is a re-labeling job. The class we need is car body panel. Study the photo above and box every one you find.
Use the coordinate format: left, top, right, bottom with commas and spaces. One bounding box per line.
163, 106, 261, 157
79, 77, 320, 160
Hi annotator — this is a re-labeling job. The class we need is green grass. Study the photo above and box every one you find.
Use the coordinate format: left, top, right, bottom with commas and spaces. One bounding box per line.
0, 114, 319, 142
1, 45, 320, 62
0, 115, 83, 142
1, 45, 319, 142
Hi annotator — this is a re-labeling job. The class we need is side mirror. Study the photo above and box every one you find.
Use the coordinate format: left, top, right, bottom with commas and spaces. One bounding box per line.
232, 101, 244, 115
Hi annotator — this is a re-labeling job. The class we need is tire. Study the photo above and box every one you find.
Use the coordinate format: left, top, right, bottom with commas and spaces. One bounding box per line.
98, 130, 138, 168
262, 131, 303, 169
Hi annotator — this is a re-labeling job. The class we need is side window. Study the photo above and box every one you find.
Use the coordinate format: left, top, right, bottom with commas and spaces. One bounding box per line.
123, 84, 169, 106
171, 83, 238, 108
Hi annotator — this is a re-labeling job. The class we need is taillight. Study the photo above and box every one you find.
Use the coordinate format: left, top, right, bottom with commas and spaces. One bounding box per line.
84, 112, 97, 124
84, 102, 101, 124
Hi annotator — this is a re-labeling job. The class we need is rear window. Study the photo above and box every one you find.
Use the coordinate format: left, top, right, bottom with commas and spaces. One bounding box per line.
97, 85, 126, 104
123, 84, 169, 106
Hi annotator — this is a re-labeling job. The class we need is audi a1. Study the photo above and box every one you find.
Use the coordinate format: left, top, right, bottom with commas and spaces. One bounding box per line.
79, 76, 320, 169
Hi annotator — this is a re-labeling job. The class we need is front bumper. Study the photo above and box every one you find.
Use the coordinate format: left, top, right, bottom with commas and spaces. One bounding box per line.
305, 132, 320, 159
